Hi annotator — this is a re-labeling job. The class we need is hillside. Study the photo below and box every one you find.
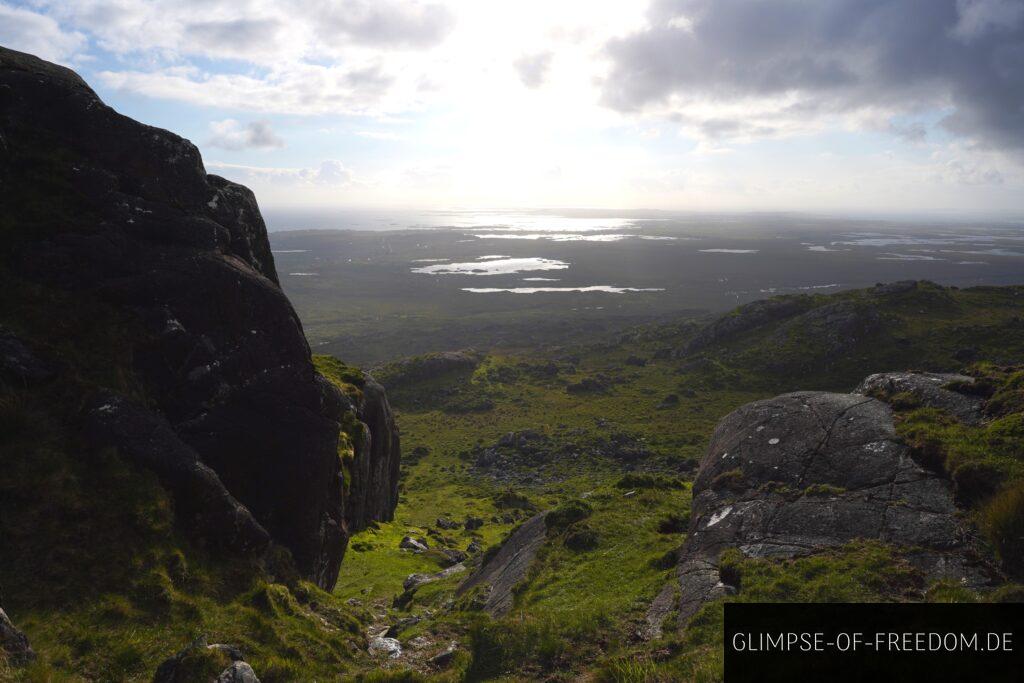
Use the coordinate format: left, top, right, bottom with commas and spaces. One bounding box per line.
334, 280, 1024, 680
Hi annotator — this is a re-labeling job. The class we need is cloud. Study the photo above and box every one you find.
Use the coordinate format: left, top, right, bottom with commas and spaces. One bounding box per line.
98, 61, 399, 116
208, 159, 354, 186
185, 18, 286, 58
514, 51, 553, 89
309, 0, 455, 49
206, 119, 285, 150
0, 3, 85, 63
602, 0, 1024, 151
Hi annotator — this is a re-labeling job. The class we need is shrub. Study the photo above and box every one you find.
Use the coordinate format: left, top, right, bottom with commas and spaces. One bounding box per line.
546, 499, 593, 532
564, 525, 600, 552
464, 615, 587, 679
982, 482, 1024, 579
616, 473, 684, 490
494, 489, 535, 510
717, 548, 744, 589
952, 460, 1005, 507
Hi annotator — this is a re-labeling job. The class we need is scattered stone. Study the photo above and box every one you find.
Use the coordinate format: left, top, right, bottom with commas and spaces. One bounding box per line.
436, 517, 459, 530
408, 636, 432, 650
217, 662, 260, 683
399, 536, 429, 553
466, 540, 483, 554
430, 642, 460, 669
403, 563, 466, 591
368, 635, 402, 659
464, 516, 484, 531
442, 549, 468, 565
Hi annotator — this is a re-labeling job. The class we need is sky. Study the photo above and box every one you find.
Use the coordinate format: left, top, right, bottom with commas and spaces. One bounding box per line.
2, 0, 1023, 216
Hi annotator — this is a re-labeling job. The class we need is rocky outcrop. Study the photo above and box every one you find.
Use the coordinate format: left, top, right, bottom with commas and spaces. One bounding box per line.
0, 47, 399, 590
456, 512, 548, 616
0, 606, 34, 666
345, 376, 401, 532
639, 582, 676, 641
767, 299, 881, 364
682, 297, 814, 356
674, 389, 997, 622
856, 372, 984, 424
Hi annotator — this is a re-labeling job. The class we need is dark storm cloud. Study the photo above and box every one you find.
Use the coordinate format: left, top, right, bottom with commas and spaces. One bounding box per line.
602, 0, 1024, 150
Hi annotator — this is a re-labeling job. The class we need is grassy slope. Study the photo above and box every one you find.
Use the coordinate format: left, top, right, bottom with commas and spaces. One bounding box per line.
3, 281, 1022, 681
337, 282, 1024, 681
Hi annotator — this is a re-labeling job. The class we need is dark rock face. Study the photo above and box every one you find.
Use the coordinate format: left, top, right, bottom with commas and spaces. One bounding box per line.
675, 390, 996, 621
345, 376, 401, 533
856, 372, 984, 425
0, 47, 398, 589
456, 512, 548, 617
84, 392, 271, 557
0, 606, 34, 666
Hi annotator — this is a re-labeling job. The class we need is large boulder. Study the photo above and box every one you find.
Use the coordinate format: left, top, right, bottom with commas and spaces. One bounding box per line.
0, 46, 399, 589
675, 390, 997, 621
